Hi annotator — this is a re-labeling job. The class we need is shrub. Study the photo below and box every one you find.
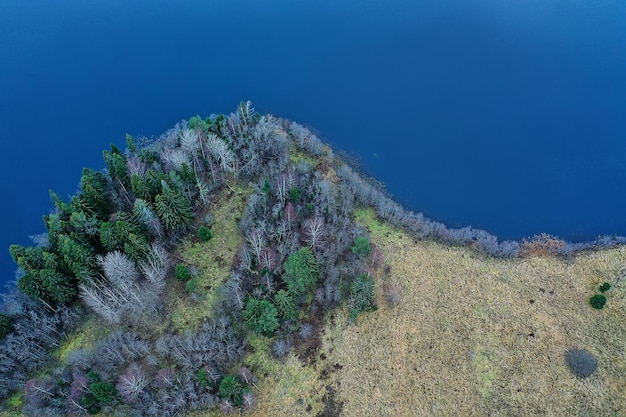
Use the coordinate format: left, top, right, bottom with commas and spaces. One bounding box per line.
383, 283, 402, 307
589, 294, 607, 310
273, 289, 297, 321
282, 247, 319, 297
298, 323, 313, 340
197, 368, 210, 388
175, 264, 191, 282
185, 277, 199, 293
0, 313, 11, 339
351, 236, 371, 257
198, 225, 213, 242
219, 375, 245, 406
565, 349, 598, 378
598, 282, 611, 293
349, 273, 376, 314
272, 339, 291, 358
90, 381, 117, 405
243, 298, 279, 336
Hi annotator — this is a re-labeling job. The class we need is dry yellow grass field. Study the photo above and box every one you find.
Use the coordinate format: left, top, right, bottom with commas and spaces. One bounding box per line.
207, 207, 625, 417
322, 208, 626, 416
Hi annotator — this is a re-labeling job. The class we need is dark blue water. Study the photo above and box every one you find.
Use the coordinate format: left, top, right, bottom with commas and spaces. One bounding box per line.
1, 0, 625, 287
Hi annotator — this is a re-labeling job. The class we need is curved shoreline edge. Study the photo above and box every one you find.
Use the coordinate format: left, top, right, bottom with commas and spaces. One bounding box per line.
286, 118, 626, 259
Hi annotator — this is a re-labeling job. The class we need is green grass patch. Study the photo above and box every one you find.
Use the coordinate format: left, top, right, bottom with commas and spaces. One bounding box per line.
53, 314, 112, 361
166, 183, 251, 331
290, 148, 318, 169
353, 206, 399, 238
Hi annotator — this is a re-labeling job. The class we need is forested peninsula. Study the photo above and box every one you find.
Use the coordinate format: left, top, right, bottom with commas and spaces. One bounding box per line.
1, 102, 625, 417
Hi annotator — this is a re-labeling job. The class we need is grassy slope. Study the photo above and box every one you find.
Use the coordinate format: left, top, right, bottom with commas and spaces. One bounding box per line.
3, 190, 625, 417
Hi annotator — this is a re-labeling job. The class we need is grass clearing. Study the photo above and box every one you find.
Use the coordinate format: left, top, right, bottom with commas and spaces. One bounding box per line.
188, 333, 327, 417
53, 313, 113, 361
165, 183, 251, 332
321, 207, 626, 416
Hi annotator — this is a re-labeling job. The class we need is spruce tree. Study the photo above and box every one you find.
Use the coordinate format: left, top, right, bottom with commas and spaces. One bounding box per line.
155, 181, 194, 233
80, 168, 114, 220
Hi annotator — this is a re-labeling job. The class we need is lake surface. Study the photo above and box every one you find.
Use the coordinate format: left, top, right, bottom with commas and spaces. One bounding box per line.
1, 0, 625, 288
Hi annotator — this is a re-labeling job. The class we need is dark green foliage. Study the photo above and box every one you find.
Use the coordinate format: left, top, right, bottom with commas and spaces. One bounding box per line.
349, 273, 376, 317
103, 146, 130, 187
130, 175, 150, 201
131, 170, 168, 202
219, 375, 245, 406
351, 236, 372, 257
90, 381, 117, 405
69, 211, 100, 237
57, 234, 96, 283
197, 368, 210, 388
565, 349, 598, 378
175, 264, 191, 282
589, 294, 607, 310
99, 212, 149, 260
0, 313, 12, 339
599, 282, 611, 293
81, 393, 101, 414
243, 298, 279, 336
11, 244, 78, 304
10, 244, 44, 272
125, 133, 137, 153
282, 247, 319, 297
198, 225, 213, 242
87, 370, 117, 405
273, 289, 297, 321
49, 190, 73, 219
188, 115, 211, 132
155, 181, 194, 232
288, 187, 301, 203
79, 168, 114, 220
38, 268, 77, 304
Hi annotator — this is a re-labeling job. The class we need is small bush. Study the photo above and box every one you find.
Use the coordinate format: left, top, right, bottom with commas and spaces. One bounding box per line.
351, 236, 372, 257
219, 375, 245, 406
598, 282, 611, 293
0, 313, 11, 339
198, 225, 213, 242
349, 273, 376, 314
185, 277, 199, 294
243, 298, 279, 336
272, 339, 291, 358
565, 348, 598, 378
298, 323, 313, 339
175, 264, 191, 282
384, 283, 401, 307
90, 381, 117, 405
589, 294, 607, 310
197, 368, 209, 388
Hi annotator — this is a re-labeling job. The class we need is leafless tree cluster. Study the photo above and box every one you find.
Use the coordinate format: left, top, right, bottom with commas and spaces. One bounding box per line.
0, 301, 80, 400
79, 246, 169, 324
